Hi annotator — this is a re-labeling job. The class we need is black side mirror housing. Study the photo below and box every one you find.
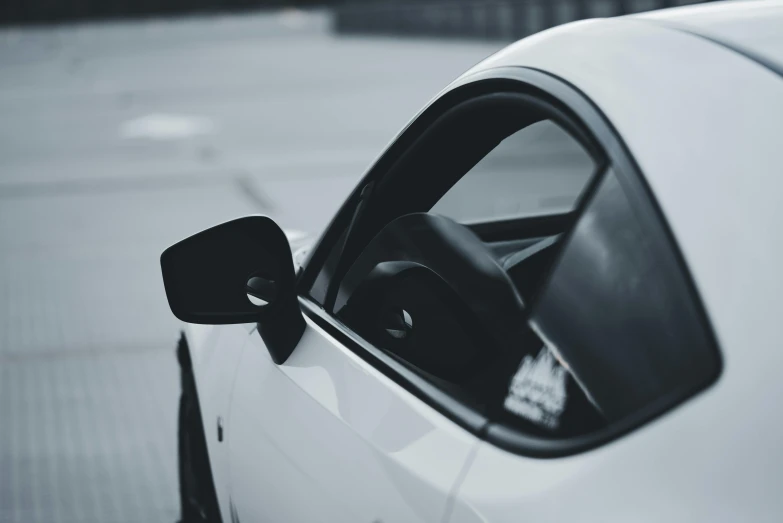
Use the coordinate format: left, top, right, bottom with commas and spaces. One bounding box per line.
160, 215, 305, 364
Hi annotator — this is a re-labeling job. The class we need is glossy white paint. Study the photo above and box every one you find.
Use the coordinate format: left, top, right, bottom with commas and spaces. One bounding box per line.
181, 228, 313, 523
179, 3, 783, 522
227, 316, 479, 522
183, 322, 251, 523
448, 8, 783, 523
637, 0, 783, 66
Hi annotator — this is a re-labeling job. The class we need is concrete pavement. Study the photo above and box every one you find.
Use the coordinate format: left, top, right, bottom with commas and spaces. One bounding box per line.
0, 10, 500, 523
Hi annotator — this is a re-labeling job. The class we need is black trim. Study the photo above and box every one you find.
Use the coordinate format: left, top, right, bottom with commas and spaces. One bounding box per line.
485, 380, 713, 457
298, 66, 722, 458
325, 181, 375, 314
303, 295, 715, 458
297, 73, 608, 299
299, 297, 488, 434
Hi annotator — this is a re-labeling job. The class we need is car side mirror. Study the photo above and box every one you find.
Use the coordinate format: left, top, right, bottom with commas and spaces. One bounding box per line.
160, 215, 305, 364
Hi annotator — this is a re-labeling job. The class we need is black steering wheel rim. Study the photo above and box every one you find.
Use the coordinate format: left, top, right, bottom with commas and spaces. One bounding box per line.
337, 212, 529, 362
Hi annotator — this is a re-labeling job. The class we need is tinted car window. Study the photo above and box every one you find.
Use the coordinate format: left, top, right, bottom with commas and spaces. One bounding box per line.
528, 170, 720, 422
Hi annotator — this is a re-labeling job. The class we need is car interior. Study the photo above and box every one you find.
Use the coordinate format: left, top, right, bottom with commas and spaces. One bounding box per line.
301, 82, 721, 451
335, 212, 606, 438
312, 90, 609, 438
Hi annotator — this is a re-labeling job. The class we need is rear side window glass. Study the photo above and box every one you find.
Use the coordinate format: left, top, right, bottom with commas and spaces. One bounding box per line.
527, 169, 720, 423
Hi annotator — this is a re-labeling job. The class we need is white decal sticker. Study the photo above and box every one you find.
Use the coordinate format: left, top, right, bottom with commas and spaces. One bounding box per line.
504, 347, 568, 429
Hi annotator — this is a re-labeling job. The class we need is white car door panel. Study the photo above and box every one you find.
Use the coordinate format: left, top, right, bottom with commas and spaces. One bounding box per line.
449, 377, 776, 523
185, 323, 251, 523
228, 316, 480, 523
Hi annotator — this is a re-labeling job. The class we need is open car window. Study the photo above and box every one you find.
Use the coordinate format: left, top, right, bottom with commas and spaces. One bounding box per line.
301, 80, 720, 455
431, 119, 595, 224
322, 93, 609, 439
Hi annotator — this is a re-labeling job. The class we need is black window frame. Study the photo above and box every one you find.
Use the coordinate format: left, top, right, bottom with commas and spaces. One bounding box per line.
302, 83, 606, 308
294, 66, 722, 458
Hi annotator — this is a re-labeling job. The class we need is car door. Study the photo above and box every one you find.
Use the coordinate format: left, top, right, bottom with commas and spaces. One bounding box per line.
225, 93, 532, 523
226, 72, 599, 523
228, 307, 483, 523
226, 68, 716, 523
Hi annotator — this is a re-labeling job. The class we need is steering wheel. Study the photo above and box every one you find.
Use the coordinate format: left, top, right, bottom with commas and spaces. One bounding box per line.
337, 213, 532, 382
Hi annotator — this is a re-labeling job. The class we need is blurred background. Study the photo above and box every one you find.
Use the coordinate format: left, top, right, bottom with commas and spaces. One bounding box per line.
0, 1, 711, 522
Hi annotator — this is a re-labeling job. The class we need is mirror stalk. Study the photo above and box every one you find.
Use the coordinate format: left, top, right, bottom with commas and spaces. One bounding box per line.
258, 293, 305, 364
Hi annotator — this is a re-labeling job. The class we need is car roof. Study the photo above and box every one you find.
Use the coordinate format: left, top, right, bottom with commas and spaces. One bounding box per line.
633, 0, 783, 75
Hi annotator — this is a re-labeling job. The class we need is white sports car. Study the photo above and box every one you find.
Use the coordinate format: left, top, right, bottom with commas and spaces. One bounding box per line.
161, 2, 783, 522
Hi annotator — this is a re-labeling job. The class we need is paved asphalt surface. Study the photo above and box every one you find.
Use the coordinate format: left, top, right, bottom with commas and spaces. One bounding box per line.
0, 10, 500, 523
